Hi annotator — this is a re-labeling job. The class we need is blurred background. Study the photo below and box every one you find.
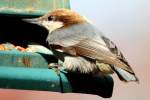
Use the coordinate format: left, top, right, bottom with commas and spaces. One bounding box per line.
0, 0, 149, 100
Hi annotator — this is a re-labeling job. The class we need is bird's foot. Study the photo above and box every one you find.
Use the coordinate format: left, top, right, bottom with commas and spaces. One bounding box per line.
48, 63, 62, 75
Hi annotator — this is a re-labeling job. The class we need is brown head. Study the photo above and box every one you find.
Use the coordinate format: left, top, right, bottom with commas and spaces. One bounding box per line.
23, 8, 87, 32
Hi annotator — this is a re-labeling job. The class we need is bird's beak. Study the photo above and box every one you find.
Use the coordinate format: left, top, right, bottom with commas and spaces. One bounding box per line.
22, 18, 42, 25
23, 18, 64, 32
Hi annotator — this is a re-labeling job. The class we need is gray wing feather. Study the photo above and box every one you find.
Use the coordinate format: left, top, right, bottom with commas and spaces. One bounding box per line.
101, 36, 134, 73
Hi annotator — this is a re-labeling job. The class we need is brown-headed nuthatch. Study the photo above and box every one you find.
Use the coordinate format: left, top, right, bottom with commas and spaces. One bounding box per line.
23, 8, 139, 82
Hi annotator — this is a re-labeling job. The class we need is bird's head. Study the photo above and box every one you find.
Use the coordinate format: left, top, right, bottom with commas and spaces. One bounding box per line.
23, 8, 87, 33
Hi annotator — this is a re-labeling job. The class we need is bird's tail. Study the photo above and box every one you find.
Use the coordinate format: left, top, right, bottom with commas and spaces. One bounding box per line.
112, 66, 139, 83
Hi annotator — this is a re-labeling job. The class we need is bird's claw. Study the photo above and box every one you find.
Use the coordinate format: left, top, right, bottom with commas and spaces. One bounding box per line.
48, 63, 62, 75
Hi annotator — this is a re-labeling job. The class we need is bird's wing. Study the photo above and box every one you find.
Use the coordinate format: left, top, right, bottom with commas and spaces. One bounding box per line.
101, 36, 134, 73
47, 22, 134, 73
73, 39, 134, 73
101, 36, 130, 65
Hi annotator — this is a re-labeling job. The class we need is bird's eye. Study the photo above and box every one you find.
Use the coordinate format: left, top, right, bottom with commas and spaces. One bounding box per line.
48, 16, 56, 21
48, 16, 53, 21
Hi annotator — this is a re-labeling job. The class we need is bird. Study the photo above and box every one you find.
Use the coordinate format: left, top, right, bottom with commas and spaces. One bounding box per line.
23, 8, 139, 82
